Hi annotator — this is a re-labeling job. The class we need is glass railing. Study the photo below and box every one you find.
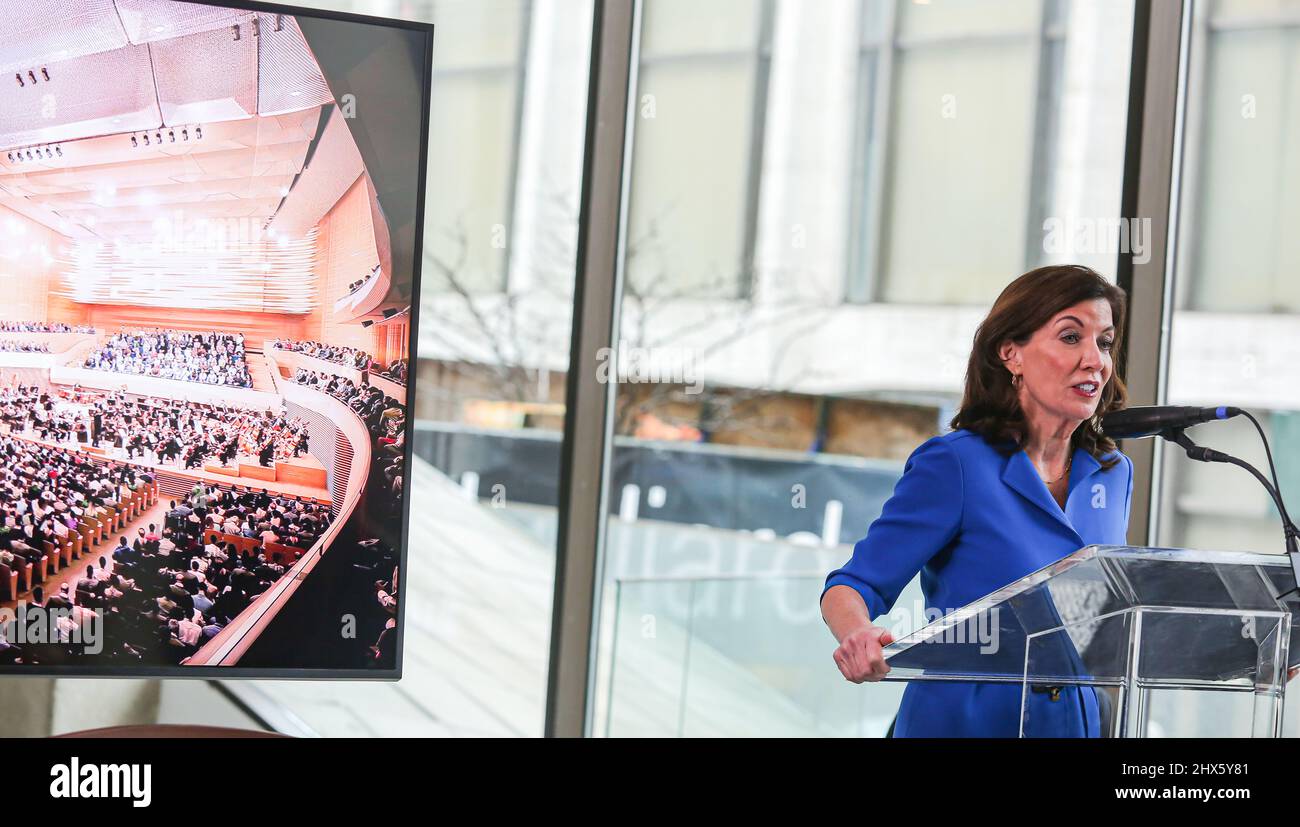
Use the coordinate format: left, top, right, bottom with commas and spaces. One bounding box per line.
597, 570, 1300, 738
597, 574, 906, 738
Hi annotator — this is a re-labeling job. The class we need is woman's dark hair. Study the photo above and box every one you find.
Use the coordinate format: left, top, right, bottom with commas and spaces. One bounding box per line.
950, 264, 1128, 470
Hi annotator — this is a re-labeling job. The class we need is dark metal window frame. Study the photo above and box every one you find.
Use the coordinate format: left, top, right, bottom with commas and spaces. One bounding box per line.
1116, 0, 1190, 547
544, 0, 638, 738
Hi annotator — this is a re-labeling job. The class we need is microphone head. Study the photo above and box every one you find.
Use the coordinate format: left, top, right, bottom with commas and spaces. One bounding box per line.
1101, 405, 1240, 439
1099, 406, 1160, 439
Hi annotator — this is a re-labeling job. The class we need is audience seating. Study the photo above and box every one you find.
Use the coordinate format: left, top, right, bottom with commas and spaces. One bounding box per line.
0, 562, 17, 602
262, 541, 303, 567
15, 560, 34, 593
42, 541, 61, 575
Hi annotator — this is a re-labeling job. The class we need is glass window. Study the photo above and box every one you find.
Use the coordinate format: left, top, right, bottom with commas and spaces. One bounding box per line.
881, 41, 1038, 302
1152, 0, 1300, 738
423, 0, 529, 293
1159, 0, 1300, 558
594, 0, 1134, 737
896, 0, 1040, 39
850, 0, 1131, 304
625, 0, 771, 298
1176, 0, 1300, 313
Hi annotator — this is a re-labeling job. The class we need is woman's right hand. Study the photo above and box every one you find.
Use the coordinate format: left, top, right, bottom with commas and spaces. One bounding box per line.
832, 625, 895, 683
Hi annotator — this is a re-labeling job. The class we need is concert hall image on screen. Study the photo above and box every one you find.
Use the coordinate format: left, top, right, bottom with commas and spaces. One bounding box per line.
0, 1, 431, 675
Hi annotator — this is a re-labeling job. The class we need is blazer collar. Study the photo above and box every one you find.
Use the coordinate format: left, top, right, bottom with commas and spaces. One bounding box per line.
1001, 446, 1102, 538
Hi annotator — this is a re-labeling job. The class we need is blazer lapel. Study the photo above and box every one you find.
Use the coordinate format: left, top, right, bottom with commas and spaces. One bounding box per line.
1001, 447, 1098, 542
1067, 448, 1101, 500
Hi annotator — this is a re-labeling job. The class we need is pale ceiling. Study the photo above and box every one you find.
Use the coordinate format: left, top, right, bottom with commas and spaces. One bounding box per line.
0, 0, 339, 245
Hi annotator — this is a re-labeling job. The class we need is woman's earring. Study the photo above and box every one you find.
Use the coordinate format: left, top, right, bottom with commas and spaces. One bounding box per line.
1011, 373, 1022, 388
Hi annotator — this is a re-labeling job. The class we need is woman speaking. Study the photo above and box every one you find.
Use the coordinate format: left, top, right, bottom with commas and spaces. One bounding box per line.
820, 265, 1133, 737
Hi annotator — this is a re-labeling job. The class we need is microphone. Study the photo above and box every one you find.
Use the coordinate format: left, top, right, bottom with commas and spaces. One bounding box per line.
1105, 404, 1300, 597
1100, 405, 1241, 439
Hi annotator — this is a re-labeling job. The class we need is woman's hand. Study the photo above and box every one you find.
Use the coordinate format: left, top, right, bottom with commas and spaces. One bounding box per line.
821, 585, 895, 683
832, 624, 895, 683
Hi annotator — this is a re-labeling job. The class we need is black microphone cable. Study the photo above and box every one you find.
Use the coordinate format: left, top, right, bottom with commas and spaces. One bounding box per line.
1163, 410, 1300, 599
1238, 409, 1292, 532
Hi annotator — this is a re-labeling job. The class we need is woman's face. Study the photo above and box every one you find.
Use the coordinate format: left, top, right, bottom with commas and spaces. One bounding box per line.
1001, 298, 1115, 427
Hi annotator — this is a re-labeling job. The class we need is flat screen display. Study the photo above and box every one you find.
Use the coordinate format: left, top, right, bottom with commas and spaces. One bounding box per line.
0, 0, 432, 677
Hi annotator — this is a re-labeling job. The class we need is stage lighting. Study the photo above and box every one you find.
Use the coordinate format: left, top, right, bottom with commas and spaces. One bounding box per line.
196, 126, 203, 139
182, 128, 188, 141
155, 132, 161, 144
41, 68, 49, 81
143, 134, 149, 146
5, 153, 11, 163
55, 146, 61, 157
14, 73, 22, 88
131, 135, 138, 148
360, 320, 374, 328
383, 307, 399, 318
169, 130, 175, 142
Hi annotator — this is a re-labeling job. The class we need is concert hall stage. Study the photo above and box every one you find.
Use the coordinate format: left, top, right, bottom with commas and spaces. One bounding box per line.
8, 432, 332, 505
202, 453, 328, 490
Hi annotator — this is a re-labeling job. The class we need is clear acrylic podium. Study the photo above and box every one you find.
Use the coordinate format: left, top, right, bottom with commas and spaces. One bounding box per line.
881, 545, 1300, 737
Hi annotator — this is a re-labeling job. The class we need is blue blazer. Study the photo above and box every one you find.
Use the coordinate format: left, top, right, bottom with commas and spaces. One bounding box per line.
823, 428, 1134, 737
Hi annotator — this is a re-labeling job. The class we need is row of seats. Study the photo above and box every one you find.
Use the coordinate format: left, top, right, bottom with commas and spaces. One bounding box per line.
0, 482, 158, 602
200, 529, 304, 568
